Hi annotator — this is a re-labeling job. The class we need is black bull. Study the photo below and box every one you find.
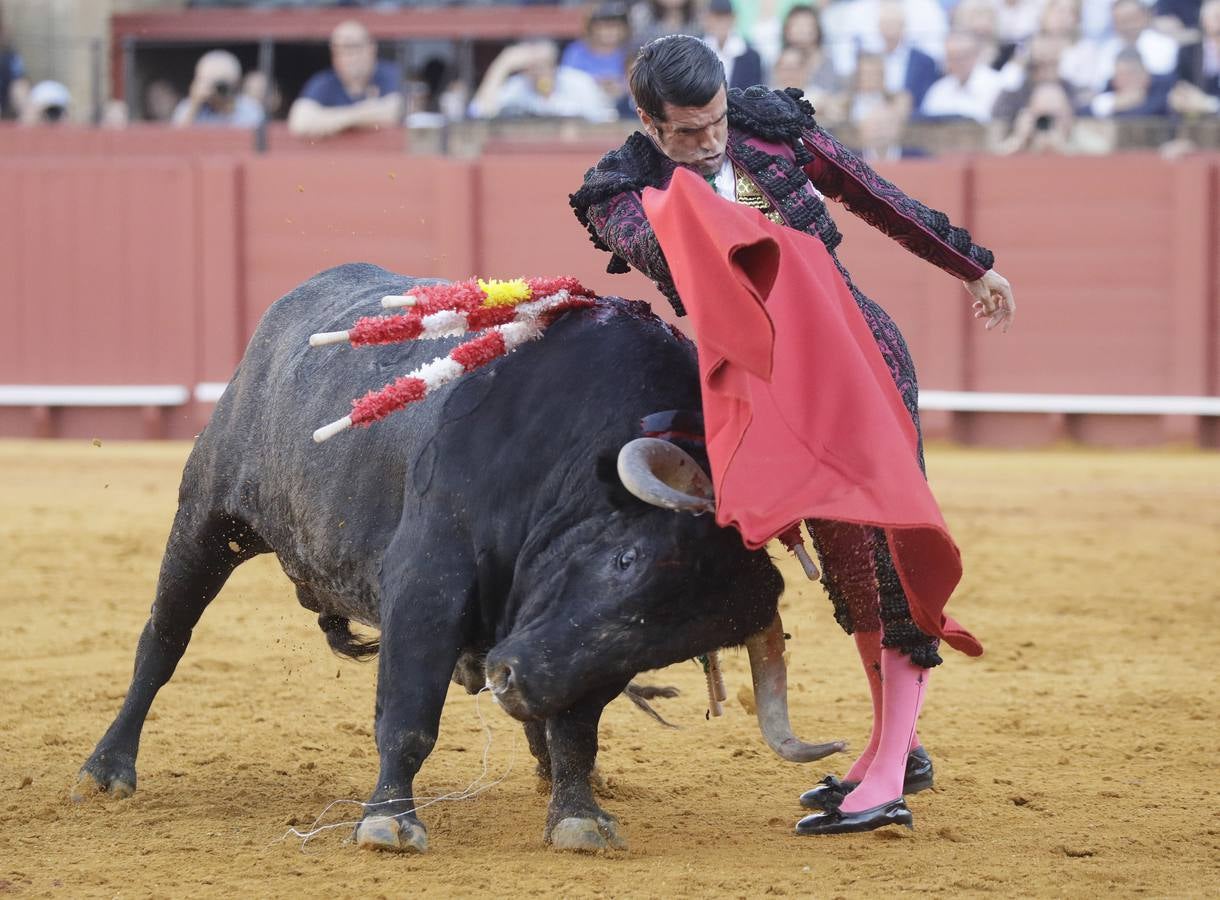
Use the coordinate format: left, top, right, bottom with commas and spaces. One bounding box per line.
74, 264, 842, 853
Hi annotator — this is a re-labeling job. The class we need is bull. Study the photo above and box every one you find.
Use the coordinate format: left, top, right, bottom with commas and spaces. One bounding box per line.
74, 264, 842, 853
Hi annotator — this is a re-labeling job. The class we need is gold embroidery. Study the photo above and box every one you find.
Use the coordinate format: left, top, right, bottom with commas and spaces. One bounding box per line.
733, 166, 784, 225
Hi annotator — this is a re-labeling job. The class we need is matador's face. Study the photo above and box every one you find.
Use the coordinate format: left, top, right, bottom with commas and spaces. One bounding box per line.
638, 86, 729, 177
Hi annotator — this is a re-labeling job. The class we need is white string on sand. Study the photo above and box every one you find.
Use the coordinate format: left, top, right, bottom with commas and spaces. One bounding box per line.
272, 687, 519, 851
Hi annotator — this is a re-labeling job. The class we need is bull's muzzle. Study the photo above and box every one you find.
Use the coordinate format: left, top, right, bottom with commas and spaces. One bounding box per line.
483, 654, 544, 721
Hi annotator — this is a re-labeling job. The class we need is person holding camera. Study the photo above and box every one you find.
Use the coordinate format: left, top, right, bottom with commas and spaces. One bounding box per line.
995, 80, 1111, 154
172, 50, 264, 128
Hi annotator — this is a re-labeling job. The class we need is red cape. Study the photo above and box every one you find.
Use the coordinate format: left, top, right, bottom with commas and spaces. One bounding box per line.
643, 168, 980, 656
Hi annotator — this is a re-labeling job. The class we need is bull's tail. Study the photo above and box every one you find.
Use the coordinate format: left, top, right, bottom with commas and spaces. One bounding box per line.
318, 614, 379, 661
622, 682, 680, 728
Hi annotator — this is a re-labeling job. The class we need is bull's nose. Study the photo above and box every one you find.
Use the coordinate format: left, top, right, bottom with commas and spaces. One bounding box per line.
485, 659, 517, 696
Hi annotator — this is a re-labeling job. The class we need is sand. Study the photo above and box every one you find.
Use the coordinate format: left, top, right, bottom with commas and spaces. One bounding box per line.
1, 440, 1217, 898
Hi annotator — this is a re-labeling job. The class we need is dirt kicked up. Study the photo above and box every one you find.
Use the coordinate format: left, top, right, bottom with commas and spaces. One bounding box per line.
0, 440, 1217, 898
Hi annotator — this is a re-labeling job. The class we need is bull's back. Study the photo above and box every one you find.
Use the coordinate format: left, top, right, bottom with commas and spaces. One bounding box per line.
179, 263, 699, 617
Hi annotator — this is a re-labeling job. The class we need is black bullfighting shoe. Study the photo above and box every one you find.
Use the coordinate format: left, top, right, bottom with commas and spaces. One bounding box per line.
904, 745, 935, 793
798, 775, 857, 811
798, 747, 935, 810
794, 798, 914, 836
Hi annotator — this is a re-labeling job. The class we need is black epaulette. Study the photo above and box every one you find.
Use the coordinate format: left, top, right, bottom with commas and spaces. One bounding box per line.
727, 86, 818, 146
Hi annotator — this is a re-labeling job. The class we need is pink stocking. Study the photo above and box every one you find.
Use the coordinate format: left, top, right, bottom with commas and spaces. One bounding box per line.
843, 632, 924, 783
843, 631, 882, 782
838, 647, 929, 813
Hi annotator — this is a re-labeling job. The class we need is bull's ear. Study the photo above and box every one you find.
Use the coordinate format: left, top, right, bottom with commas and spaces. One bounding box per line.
595, 453, 636, 509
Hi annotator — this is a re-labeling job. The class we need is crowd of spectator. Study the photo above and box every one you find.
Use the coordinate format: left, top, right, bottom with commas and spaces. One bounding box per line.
2, 0, 1218, 156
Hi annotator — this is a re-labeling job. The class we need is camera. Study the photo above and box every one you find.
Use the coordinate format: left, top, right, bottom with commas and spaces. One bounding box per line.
1034, 113, 1054, 132
41, 105, 65, 123
212, 80, 235, 100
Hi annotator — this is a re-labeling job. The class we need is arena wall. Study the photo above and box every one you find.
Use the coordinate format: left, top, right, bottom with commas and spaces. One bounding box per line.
0, 131, 1215, 447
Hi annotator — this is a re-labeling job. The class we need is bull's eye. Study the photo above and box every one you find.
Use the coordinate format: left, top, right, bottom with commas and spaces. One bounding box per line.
616, 548, 638, 570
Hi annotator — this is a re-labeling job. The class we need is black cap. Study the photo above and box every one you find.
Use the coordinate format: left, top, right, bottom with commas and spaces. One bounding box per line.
707, 0, 735, 15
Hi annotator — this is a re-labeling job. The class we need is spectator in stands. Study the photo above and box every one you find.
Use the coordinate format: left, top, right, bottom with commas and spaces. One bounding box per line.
631, 0, 701, 48
778, 3, 823, 59
855, 96, 928, 159
848, 52, 911, 122
995, 0, 1042, 50
702, 0, 765, 90
995, 79, 1114, 152
143, 79, 181, 122
1089, 46, 1172, 115
993, 30, 1072, 124
173, 51, 264, 128
919, 30, 1005, 121
823, 0, 949, 76
1046, 0, 1108, 105
777, 5, 846, 113
468, 40, 616, 121
876, 0, 941, 110
288, 20, 403, 138
1169, 0, 1220, 115
561, 1, 634, 111
952, 0, 1011, 70
1091, 0, 1179, 92
21, 80, 71, 126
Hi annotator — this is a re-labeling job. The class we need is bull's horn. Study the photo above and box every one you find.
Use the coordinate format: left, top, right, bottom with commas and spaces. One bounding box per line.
745, 613, 846, 762
616, 438, 715, 515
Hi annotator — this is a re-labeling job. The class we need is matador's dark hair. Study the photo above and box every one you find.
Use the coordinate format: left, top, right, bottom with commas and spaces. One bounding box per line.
629, 35, 725, 122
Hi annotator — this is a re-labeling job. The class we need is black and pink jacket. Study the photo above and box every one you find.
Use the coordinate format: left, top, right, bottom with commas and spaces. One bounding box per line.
569, 87, 994, 318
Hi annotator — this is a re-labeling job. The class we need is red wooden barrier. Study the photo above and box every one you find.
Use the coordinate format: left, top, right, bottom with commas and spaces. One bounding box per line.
0, 156, 204, 438
0, 124, 252, 156
263, 122, 406, 155
0, 143, 1216, 446
240, 154, 476, 335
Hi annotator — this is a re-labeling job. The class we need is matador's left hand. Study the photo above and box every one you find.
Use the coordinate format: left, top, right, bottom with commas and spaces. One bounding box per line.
964, 269, 1016, 333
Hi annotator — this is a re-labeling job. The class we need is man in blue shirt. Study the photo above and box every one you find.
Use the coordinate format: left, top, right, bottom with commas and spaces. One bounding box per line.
288, 20, 404, 139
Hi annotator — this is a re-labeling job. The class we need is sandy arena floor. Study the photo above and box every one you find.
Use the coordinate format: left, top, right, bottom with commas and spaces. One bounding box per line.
0, 440, 1217, 898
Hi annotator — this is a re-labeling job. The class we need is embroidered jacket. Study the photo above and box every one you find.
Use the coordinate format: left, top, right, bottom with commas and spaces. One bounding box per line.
569, 86, 995, 317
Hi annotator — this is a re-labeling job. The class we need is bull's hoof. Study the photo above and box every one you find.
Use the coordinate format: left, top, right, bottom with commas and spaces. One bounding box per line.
355, 815, 428, 853
548, 816, 627, 853
71, 766, 135, 802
